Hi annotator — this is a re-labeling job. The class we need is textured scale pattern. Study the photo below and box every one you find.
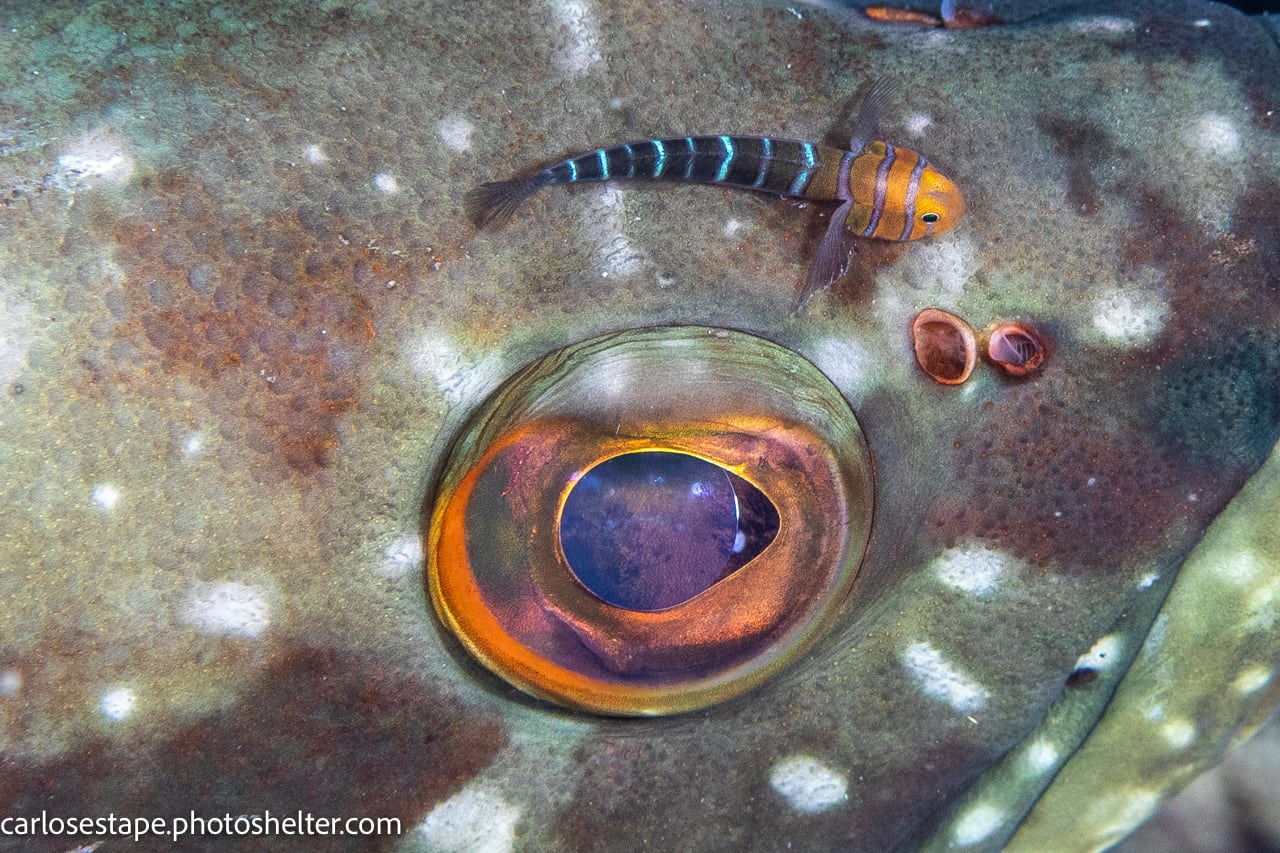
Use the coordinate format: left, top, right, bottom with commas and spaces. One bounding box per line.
0, 1, 1277, 852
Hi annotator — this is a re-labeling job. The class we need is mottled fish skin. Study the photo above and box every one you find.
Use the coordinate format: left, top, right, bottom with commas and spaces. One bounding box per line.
466, 85, 964, 306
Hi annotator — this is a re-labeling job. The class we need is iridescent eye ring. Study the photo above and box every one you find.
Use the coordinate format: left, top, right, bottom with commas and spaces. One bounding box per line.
425, 327, 875, 715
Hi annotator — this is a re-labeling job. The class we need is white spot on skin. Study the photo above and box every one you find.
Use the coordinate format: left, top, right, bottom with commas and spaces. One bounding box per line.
377, 534, 423, 580
1071, 15, 1136, 35
1218, 550, 1259, 584
1144, 703, 1165, 722
804, 335, 875, 405
182, 432, 205, 457
1136, 572, 1160, 590
1085, 789, 1160, 849
768, 755, 848, 814
1187, 112, 1241, 159
0, 290, 33, 389
722, 218, 744, 238
304, 144, 327, 164
582, 186, 650, 278
92, 483, 120, 510
1192, 18, 1212, 27
437, 115, 474, 152
1025, 739, 1060, 774
901, 641, 990, 714
1244, 577, 1280, 632
373, 172, 399, 194
0, 669, 21, 696
180, 581, 271, 638
932, 543, 1015, 598
1091, 290, 1167, 347
1161, 718, 1196, 749
99, 686, 137, 720
408, 329, 503, 406
551, 0, 602, 75
1218, 551, 1259, 585
1144, 613, 1168, 652
905, 112, 933, 138
952, 803, 1004, 846
1075, 634, 1123, 671
418, 784, 521, 853
1234, 667, 1272, 694
55, 127, 135, 189
896, 234, 977, 303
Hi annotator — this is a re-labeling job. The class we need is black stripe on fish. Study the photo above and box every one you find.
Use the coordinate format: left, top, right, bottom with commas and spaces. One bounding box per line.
724, 136, 764, 186
763, 139, 818, 197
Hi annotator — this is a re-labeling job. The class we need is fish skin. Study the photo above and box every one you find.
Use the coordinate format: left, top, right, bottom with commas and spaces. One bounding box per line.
0, 0, 1276, 851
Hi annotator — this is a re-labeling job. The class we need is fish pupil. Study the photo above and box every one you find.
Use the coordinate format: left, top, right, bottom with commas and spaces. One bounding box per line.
559, 451, 779, 611
921, 212, 940, 223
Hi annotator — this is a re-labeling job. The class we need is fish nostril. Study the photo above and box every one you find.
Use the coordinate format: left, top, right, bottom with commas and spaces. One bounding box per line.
982, 322, 1048, 378
912, 308, 978, 385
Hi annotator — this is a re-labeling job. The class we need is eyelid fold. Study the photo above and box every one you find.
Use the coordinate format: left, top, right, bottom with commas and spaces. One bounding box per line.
425, 327, 876, 716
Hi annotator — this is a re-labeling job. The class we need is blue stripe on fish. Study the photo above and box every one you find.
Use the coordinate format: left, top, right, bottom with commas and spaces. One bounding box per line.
684, 137, 697, 179
623, 144, 636, 178
864, 142, 895, 238
597, 148, 609, 180
899, 155, 927, 241
754, 138, 772, 188
653, 139, 667, 177
789, 142, 817, 196
836, 150, 855, 203
716, 136, 735, 182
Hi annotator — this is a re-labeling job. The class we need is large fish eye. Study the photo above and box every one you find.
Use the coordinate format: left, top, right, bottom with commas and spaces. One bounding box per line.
424, 327, 874, 716
921, 212, 940, 223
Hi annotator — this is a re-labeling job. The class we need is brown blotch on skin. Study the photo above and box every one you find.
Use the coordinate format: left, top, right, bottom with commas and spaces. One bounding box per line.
0, 645, 507, 853
912, 308, 977, 385
1035, 115, 1121, 217
928, 385, 1229, 570
102, 172, 414, 480
1117, 182, 1280, 340
559, 717, 989, 853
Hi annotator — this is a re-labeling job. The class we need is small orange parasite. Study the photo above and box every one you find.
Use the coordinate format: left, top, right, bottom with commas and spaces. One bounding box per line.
911, 308, 977, 385
864, 3, 1001, 29
864, 6, 941, 25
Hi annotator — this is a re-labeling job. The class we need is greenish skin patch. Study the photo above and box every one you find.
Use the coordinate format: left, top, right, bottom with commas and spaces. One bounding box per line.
0, 0, 1276, 851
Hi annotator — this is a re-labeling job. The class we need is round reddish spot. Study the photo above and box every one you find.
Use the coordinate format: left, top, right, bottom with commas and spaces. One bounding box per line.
911, 308, 977, 385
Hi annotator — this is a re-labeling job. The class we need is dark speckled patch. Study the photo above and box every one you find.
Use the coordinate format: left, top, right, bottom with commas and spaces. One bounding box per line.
928, 383, 1216, 570
557, 717, 988, 853
0, 646, 506, 853
1157, 330, 1280, 467
558, 727, 763, 852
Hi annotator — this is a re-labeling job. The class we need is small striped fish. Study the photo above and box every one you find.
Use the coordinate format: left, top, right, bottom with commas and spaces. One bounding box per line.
466, 82, 964, 308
